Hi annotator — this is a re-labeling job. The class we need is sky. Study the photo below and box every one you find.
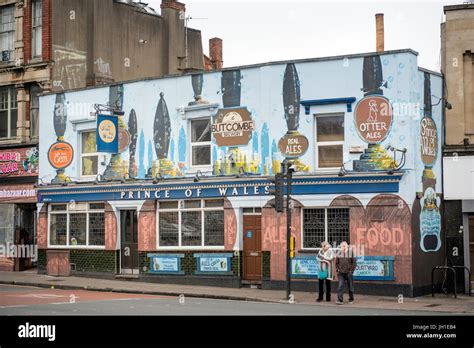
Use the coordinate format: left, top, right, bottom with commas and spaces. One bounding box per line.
148, 0, 464, 72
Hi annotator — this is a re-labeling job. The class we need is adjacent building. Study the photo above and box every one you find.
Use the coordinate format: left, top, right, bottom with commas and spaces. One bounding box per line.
36, 16, 445, 295
441, 3, 474, 294
0, 0, 219, 271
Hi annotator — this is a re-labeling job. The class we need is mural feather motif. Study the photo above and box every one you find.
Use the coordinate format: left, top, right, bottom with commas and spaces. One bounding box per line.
283, 63, 300, 132
363, 56, 384, 96
128, 109, 138, 178
154, 92, 172, 160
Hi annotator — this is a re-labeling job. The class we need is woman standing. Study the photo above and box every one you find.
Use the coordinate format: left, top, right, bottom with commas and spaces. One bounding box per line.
316, 241, 335, 302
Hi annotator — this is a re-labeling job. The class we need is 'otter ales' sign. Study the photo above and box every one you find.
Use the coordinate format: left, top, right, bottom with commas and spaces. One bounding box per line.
354, 96, 393, 143
278, 132, 309, 159
420, 116, 438, 165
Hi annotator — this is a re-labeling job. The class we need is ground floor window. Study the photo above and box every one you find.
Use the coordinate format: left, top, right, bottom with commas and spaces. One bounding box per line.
49, 203, 105, 247
158, 199, 224, 248
302, 207, 350, 248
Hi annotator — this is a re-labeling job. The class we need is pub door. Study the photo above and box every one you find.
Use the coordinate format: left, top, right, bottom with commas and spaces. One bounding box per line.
120, 210, 138, 274
243, 215, 262, 281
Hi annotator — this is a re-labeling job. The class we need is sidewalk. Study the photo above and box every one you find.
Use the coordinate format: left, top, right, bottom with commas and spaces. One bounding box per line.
0, 271, 473, 314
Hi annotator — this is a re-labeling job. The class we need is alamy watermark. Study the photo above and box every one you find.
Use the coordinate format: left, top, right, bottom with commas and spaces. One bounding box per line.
0, 243, 38, 262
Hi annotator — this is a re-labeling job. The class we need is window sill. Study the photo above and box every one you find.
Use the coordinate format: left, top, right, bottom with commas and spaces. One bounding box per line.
156, 246, 225, 251
46, 245, 106, 250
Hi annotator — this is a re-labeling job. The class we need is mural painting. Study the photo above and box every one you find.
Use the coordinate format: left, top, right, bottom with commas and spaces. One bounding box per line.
138, 201, 156, 252
330, 194, 412, 284
418, 72, 441, 253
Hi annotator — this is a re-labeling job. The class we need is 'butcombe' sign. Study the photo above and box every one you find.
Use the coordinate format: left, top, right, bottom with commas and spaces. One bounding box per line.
212, 107, 255, 146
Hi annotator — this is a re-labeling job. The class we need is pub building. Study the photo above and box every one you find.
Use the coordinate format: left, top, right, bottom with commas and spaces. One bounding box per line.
36, 46, 445, 296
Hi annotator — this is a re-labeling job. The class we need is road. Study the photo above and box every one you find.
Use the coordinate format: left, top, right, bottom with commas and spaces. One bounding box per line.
0, 284, 449, 315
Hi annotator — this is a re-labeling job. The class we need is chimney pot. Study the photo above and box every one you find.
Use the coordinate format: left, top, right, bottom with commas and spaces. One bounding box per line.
375, 13, 384, 52
209, 37, 223, 70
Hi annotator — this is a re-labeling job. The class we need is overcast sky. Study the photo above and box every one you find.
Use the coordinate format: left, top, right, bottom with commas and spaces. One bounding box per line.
148, 0, 463, 72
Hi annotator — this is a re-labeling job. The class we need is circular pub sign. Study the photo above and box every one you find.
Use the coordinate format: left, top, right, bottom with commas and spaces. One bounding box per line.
48, 141, 74, 169
211, 107, 255, 147
278, 132, 309, 159
354, 96, 393, 144
98, 119, 117, 144
420, 116, 438, 165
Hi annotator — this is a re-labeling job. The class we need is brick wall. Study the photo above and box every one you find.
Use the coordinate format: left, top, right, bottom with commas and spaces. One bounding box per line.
69, 250, 117, 273
23, 0, 32, 62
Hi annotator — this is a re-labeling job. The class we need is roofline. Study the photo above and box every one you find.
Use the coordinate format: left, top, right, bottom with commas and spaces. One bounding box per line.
444, 4, 474, 13
41, 48, 424, 96
418, 66, 443, 78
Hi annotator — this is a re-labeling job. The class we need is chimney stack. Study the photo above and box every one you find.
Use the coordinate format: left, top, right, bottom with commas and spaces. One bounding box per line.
209, 38, 223, 70
375, 13, 384, 52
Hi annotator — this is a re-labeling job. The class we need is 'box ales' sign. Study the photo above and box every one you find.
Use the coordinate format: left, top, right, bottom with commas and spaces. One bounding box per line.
278, 132, 309, 159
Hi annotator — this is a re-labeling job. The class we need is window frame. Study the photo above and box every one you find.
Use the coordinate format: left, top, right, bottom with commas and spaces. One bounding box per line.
188, 117, 212, 170
301, 207, 350, 250
31, 0, 43, 59
157, 199, 225, 250
0, 86, 17, 139
47, 203, 105, 249
0, 5, 15, 63
80, 130, 99, 179
314, 113, 345, 172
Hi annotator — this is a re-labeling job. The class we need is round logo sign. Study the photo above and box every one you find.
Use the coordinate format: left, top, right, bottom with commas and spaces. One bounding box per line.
98, 119, 116, 144
118, 128, 131, 153
420, 116, 438, 165
48, 141, 74, 169
211, 107, 254, 147
278, 132, 309, 159
354, 96, 393, 144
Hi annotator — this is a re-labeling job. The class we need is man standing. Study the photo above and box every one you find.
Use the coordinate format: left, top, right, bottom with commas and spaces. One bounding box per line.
335, 241, 357, 305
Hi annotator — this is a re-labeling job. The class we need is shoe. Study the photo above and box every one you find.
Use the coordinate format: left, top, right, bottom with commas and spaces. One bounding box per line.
316, 298, 323, 302
348, 300, 354, 304
326, 298, 331, 302
335, 301, 343, 305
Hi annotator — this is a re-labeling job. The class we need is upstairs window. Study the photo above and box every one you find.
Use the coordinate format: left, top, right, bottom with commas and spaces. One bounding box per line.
315, 114, 344, 170
0, 87, 17, 139
81, 131, 99, 178
32, 0, 43, 58
0, 5, 15, 63
190, 118, 211, 167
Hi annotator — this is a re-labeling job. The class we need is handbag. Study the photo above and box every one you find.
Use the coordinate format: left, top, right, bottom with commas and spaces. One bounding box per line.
319, 262, 328, 280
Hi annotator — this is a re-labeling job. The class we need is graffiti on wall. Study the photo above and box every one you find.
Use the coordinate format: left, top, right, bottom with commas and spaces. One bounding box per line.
52, 45, 87, 91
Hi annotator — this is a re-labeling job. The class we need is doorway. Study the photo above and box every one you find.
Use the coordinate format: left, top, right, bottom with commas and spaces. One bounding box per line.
243, 214, 262, 281
120, 210, 138, 274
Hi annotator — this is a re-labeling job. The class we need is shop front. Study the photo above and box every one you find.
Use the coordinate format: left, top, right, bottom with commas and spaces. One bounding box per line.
37, 49, 444, 296
0, 146, 39, 271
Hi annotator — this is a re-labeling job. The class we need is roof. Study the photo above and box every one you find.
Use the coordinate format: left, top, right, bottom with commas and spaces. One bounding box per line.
444, 3, 474, 13
41, 48, 440, 96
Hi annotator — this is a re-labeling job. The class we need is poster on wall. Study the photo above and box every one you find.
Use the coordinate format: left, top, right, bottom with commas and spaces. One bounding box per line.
96, 114, 119, 153
148, 254, 184, 274
0, 147, 39, 177
194, 253, 232, 274
291, 256, 394, 280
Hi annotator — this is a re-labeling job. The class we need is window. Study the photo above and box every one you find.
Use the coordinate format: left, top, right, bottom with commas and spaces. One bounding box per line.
302, 208, 349, 248
81, 131, 99, 177
315, 114, 344, 169
29, 85, 42, 139
31, 0, 42, 58
0, 5, 15, 62
158, 199, 224, 248
0, 87, 17, 139
190, 118, 211, 167
49, 203, 105, 247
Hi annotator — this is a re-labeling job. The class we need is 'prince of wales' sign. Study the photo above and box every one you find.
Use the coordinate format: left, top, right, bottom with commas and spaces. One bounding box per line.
291, 256, 394, 280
